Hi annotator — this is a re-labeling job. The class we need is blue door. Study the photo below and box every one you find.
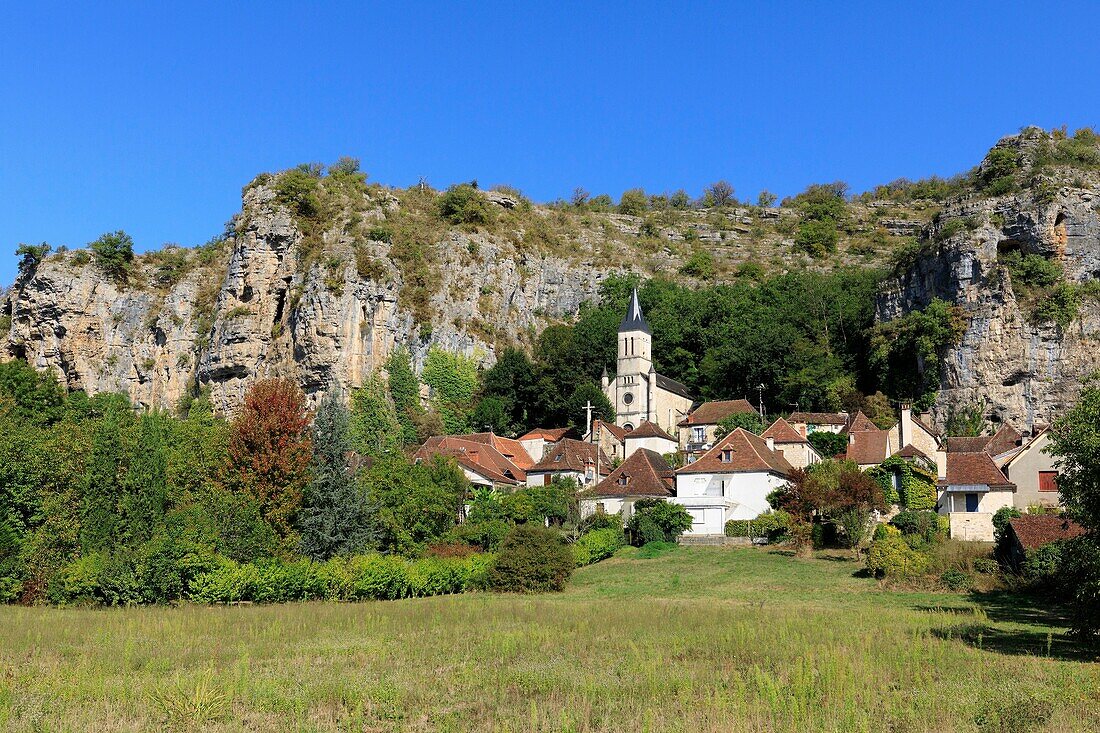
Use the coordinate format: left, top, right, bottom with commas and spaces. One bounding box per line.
965, 493, 980, 512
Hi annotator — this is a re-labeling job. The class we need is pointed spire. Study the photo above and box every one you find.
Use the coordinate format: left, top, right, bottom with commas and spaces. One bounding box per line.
618, 288, 651, 334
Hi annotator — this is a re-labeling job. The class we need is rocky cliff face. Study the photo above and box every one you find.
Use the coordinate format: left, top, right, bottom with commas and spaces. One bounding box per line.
0, 181, 625, 413
878, 134, 1100, 428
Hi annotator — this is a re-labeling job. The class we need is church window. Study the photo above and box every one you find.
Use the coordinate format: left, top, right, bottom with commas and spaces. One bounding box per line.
622, 423, 634, 431
623, 392, 634, 405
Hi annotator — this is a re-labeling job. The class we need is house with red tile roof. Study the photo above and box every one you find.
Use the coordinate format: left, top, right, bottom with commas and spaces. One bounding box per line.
586, 418, 628, 461
761, 417, 821, 469
677, 399, 758, 454
414, 435, 528, 488
787, 411, 849, 437
579, 448, 676, 519
674, 428, 794, 536
517, 426, 578, 463
624, 420, 678, 458
459, 432, 535, 471
1002, 514, 1085, 571
525, 438, 612, 489
1000, 427, 1061, 510
937, 451, 1017, 541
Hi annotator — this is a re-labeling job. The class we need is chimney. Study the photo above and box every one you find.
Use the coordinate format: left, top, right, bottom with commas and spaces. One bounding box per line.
799, 424, 807, 438
765, 436, 775, 451
900, 403, 912, 449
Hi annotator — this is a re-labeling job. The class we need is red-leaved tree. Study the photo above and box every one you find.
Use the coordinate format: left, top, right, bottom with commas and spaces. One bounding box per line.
225, 378, 313, 542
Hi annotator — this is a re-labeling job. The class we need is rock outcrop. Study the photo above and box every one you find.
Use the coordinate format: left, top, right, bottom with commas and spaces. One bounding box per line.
878, 141, 1100, 428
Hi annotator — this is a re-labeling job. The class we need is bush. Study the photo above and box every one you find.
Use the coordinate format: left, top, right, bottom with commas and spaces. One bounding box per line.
626, 499, 692, 546
90, 231, 135, 282
794, 219, 838, 257
992, 506, 1022, 544
724, 511, 790, 541
1022, 541, 1065, 587
1059, 534, 1100, 640
48, 553, 144, 606
572, 528, 625, 567
872, 523, 901, 541
581, 511, 623, 533
940, 569, 973, 591
636, 541, 678, 559
973, 557, 1000, 575
487, 525, 574, 593
618, 189, 648, 216
438, 184, 493, 227
866, 536, 930, 579
890, 510, 947, 546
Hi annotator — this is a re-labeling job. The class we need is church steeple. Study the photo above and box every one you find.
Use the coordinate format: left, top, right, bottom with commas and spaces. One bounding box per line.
618, 288, 651, 335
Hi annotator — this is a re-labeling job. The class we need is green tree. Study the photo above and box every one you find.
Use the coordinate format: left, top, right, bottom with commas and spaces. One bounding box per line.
299, 389, 376, 560
0, 359, 66, 425
478, 348, 537, 431
438, 183, 493, 226
945, 403, 986, 437
422, 347, 479, 434
119, 411, 170, 545
713, 412, 765, 438
89, 231, 135, 281
349, 376, 402, 456
1049, 374, 1100, 529
80, 415, 127, 553
385, 347, 422, 445
15, 243, 51, 276
469, 396, 509, 435
618, 188, 649, 216
626, 499, 692, 545
360, 454, 467, 555
808, 430, 848, 460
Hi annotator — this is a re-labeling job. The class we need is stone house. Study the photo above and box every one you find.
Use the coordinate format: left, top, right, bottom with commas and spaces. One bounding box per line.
673, 428, 794, 537
525, 438, 611, 488
937, 451, 1016, 541
579, 448, 676, 520
998, 427, 1061, 510
761, 417, 821, 470
518, 426, 578, 463
677, 399, 758, 456
787, 411, 849, 436
414, 435, 528, 489
587, 419, 627, 461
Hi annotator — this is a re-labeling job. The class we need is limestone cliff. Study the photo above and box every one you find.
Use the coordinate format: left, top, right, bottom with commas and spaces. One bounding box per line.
877, 131, 1100, 428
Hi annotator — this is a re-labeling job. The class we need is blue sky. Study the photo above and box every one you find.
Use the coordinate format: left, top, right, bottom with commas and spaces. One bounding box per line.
2, 1, 1099, 285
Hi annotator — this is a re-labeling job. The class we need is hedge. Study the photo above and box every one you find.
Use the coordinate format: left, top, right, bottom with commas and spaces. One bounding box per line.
185, 553, 493, 604
724, 511, 791, 540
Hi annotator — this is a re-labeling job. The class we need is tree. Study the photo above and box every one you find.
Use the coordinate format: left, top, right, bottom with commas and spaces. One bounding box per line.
438, 184, 493, 226
469, 396, 509, 435
487, 524, 574, 593
770, 460, 886, 549
945, 403, 986, 437
15, 243, 50, 276
349, 376, 402, 456
360, 454, 467, 555
626, 499, 692, 545
80, 415, 127, 553
618, 188, 649, 216
224, 379, 313, 544
299, 389, 376, 560
564, 383, 613, 435
0, 359, 66, 425
385, 347, 422, 446
119, 411, 170, 545
422, 347, 479, 434
713, 412, 765, 438
1049, 374, 1100, 529
808, 430, 848, 460
757, 190, 778, 208
478, 348, 537, 432
571, 187, 590, 208
89, 231, 135, 281
704, 180, 735, 207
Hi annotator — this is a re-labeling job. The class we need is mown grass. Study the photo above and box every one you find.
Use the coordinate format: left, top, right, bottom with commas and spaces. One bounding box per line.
1, 547, 1097, 732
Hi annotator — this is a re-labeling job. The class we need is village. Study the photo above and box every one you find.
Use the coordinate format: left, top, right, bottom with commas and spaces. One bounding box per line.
415, 289, 1069, 547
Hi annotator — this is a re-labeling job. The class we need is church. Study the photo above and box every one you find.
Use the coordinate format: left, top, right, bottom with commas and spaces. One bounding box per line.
601, 289, 693, 433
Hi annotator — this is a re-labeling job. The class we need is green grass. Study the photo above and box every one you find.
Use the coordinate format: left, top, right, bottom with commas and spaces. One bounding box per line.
1, 547, 1097, 731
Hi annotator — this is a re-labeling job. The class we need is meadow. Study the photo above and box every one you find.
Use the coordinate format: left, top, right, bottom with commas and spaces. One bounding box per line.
1, 546, 1097, 732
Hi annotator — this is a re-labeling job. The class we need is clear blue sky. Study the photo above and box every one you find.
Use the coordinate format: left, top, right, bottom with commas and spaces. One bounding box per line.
2, 1, 1099, 285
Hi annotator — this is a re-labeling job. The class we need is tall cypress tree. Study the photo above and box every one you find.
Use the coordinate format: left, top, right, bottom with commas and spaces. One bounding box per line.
299, 389, 376, 560
80, 416, 125, 553
120, 411, 169, 544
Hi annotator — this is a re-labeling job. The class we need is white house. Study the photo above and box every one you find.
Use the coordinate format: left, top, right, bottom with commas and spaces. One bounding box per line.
623, 420, 678, 459
579, 448, 676, 520
673, 428, 794, 537
937, 451, 1017, 541
677, 399, 758, 456
999, 427, 1061, 510
517, 427, 577, 463
788, 411, 849, 436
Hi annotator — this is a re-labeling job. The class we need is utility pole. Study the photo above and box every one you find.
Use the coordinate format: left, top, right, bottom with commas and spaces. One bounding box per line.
757, 384, 766, 421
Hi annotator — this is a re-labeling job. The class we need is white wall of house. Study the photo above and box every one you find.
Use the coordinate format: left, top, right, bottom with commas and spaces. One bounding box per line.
519, 438, 549, 462
937, 489, 1014, 542
624, 436, 677, 459
1003, 432, 1061, 510
580, 496, 632, 520
673, 471, 788, 535
526, 469, 587, 488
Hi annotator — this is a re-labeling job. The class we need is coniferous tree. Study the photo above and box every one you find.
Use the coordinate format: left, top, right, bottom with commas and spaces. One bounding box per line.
299, 389, 376, 560
120, 411, 170, 544
80, 416, 125, 552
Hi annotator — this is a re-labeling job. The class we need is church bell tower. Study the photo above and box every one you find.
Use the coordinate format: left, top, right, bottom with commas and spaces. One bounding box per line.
614, 288, 652, 430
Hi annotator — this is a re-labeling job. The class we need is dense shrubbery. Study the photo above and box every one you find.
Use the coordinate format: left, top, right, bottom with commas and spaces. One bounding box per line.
866, 536, 930, 578
488, 525, 574, 593
724, 511, 790, 541
626, 499, 692, 546
572, 528, 625, 567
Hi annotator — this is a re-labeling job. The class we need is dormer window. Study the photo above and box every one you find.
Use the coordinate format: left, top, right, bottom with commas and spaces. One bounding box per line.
721, 450, 732, 463
617, 475, 629, 486
554, 453, 563, 462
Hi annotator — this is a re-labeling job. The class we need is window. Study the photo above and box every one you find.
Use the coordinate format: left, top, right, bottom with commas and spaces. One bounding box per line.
1039, 471, 1059, 492
721, 450, 732, 463
596, 502, 606, 514
623, 423, 634, 431
617, 475, 629, 486
692, 426, 706, 443
965, 493, 980, 512
623, 392, 634, 405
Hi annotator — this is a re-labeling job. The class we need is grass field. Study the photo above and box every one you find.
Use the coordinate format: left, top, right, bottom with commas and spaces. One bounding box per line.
1, 546, 1098, 732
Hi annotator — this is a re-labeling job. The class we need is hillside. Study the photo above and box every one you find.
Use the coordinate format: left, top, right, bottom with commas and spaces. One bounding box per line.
2, 127, 1099, 423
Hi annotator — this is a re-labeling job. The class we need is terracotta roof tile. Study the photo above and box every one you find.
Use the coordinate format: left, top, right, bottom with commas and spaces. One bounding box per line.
529, 438, 612, 474
584, 449, 675, 498
677, 428, 793, 476
461, 432, 535, 469
987, 424, 1024, 456
846, 411, 881, 433
678, 399, 757, 426
518, 427, 576, 443
415, 436, 525, 484
941, 452, 1015, 490
945, 436, 993, 453
592, 419, 627, 442
762, 417, 806, 444
893, 443, 930, 460
625, 420, 677, 442
1009, 515, 1085, 551
845, 431, 891, 465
